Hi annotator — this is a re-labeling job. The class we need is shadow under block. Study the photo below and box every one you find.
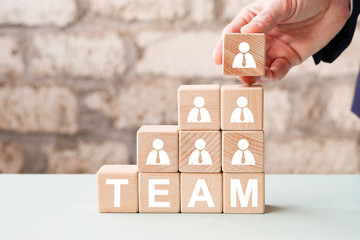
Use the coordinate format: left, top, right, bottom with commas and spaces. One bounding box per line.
179, 131, 221, 172
137, 125, 179, 172
139, 172, 180, 213
97, 165, 138, 213
181, 173, 222, 213
223, 173, 265, 213
178, 85, 220, 131
223, 33, 265, 76
221, 85, 263, 130
222, 131, 264, 172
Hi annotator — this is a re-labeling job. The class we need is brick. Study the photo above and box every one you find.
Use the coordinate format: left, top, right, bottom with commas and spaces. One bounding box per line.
84, 79, 180, 129
263, 87, 291, 134
0, 36, 23, 76
0, 86, 77, 134
178, 85, 220, 131
179, 131, 221, 173
45, 141, 130, 173
90, 0, 185, 21
29, 32, 127, 79
222, 0, 254, 20
191, 0, 215, 23
223, 33, 265, 76
265, 137, 360, 173
223, 172, 265, 213
0, 142, 24, 173
326, 83, 360, 132
181, 173, 222, 213
0, 0, 77, 27
221, 85, 263, 130
139, 172, 180, 213
222, 131, 264, 172
97, 165, 138, 213
137, 125, 179, 172
136, 31, 222, 78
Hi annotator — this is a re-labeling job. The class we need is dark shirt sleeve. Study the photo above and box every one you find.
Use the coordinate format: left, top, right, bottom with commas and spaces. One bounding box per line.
313, 0, 360, 64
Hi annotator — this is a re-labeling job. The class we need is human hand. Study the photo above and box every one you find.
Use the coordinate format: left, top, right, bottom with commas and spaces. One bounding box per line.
213, 0, 350, 84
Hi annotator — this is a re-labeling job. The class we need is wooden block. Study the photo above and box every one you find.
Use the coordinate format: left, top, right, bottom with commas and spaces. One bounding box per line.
178, 85, 220, 131
223, 173, 265, 213
139, 172, 180, 213
221, 85, 263, 130
222, 131, 264, 172
97, 165, 138, 213
137, 125, 179, 172
223, 33, 265, 76
181, 173, 222, 213
179, 131, 221, 172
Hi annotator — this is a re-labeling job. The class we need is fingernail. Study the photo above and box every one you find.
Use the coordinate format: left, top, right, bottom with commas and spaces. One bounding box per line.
258, 77, 269, 83
246, 22, 262, 28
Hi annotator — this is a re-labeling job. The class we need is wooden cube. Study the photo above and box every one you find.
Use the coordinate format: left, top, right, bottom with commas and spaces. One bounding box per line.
178, 85, 220, 131
137, 125, 179, 172
179, 131, 221, 172
181, 173, 222, 213
139, 172, 180, 213
223, 173, 265, 213
97, 165, 138, 213
222, 131, 264, 172
221, 85, 263, 130
223, 33, 265, 76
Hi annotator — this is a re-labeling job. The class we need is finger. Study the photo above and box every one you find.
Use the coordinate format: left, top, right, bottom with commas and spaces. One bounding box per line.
268, 58, 292, 81
237, 76, 258, 85
213, 5, 260, 65
213, 24, 242, 65
241, 1, 288, 34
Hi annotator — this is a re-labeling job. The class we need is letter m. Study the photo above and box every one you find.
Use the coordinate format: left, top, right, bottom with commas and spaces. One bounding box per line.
231, 179, 258, 207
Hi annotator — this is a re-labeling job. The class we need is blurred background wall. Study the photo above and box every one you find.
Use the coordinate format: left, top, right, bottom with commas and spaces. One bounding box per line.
0, 0, 359, 174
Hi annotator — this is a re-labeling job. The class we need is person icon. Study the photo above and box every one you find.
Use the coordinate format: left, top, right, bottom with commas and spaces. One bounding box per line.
230, 96, 254, 123
232, 42, 256, 68
187, 96, 211, 123
188, 139, 212, 165
146, 139, 170, 165
232, 139, 255, 165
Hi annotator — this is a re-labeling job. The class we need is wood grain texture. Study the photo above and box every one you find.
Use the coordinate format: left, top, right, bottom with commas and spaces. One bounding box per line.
222, 131, 264, 172
97, 165, 138, 213
223, 173, 265, 213
181, 173, 223, 213
137, 125, 179, 172
223, 33, 265, 76
139, 172, 180, 213
178, 85, 220, 131
221, 85, 263, 130
179, 131, 221, 172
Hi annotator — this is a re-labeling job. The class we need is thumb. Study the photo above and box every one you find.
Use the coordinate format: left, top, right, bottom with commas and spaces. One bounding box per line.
241, 3, 288, 33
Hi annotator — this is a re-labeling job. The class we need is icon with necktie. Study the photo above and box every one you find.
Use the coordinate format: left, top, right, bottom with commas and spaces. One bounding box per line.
231, 139, 255, 165
146, 139, 170, 165
187, 96, 211, 123
188, 139, 212, 165
230, 96, 254, 123
232, 42, 256, 69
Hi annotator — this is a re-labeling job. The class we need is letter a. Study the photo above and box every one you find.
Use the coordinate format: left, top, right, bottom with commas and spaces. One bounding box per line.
188, 179, 215, 207
230, 179, 258, 207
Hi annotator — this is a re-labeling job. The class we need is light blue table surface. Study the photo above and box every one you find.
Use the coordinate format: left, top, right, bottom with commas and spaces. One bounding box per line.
0, 174, 359, 240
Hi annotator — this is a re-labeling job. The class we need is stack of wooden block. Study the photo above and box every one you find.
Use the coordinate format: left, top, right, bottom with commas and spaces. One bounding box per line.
97, 33, 266, 214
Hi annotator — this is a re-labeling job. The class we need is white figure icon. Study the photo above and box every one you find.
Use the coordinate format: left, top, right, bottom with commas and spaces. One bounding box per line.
187, 96, 211, 123
230, 96, 254, 123
146, 139, 170, 165
232, 42, 256, 68
188, 139, 212, 165
232, 139, 255, 165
